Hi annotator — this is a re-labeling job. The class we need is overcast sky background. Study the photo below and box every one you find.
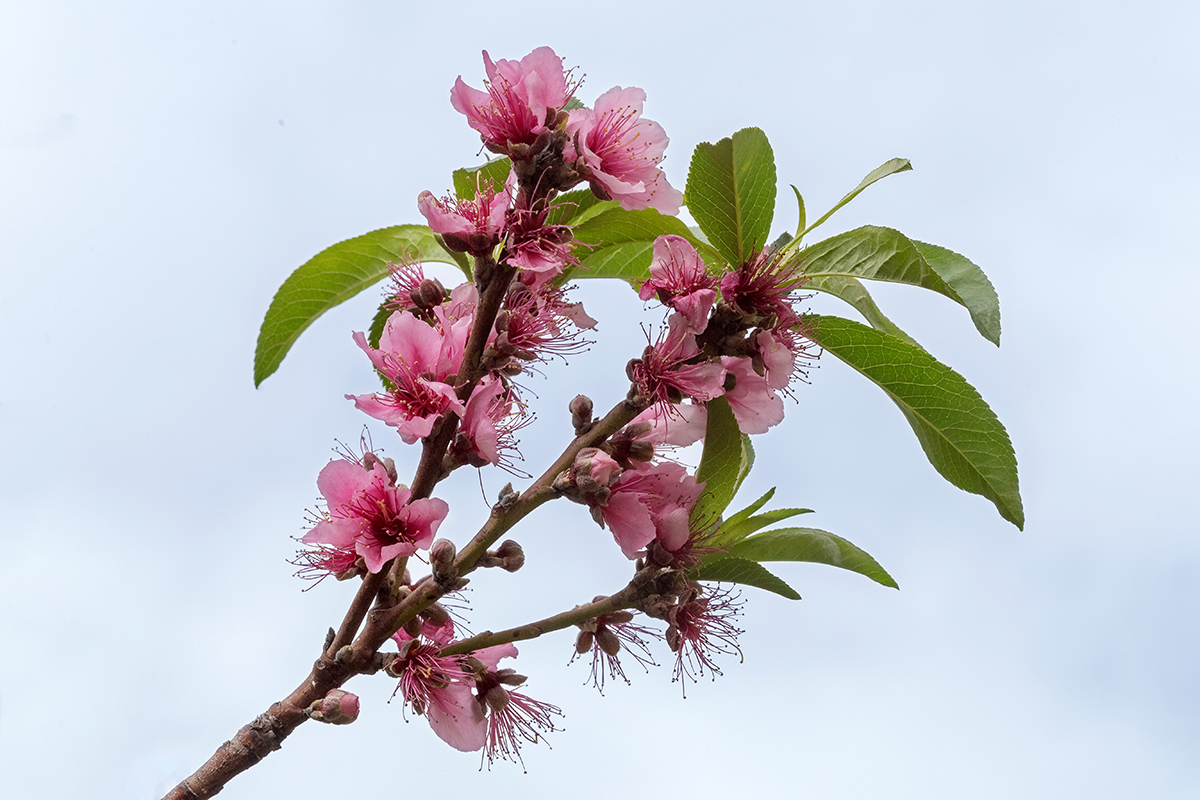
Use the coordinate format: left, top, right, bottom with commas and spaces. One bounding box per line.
3, 1, 1199, 798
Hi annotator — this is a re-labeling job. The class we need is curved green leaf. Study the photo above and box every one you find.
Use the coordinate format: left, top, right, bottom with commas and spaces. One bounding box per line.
685, 127, 777, 266
725, 527, 898, 589
254, 225, 457, 386
804, 274, 919, 347
802, 227, 1000, 345
806, 314, 1023, 528
694, 556, 801, 600
692, 396, 752, 526
913, 240, 1001, 345
802, 157, 911, 239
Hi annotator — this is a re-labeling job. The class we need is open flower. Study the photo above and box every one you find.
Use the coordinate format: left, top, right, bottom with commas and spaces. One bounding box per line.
301, 458, 449, 573
666, 585, 744, 689
571, 607, 657, 693
469, 643, 563, 768
418, 173, 511, 256
596, 461, 704, 559
388, 633, 485, 752
450, 47, 572, 153
639, 235, 717, 332
720, 355, 786, 434
566, 86, 682, 214
628, 313, 726, 409
347, 311, 469, 443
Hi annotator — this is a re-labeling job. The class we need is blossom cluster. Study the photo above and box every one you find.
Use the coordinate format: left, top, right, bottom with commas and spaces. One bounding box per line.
290, 46, 814, 768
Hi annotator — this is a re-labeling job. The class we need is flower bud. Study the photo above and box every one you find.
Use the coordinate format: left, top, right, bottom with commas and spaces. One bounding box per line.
308, 689, 360, 725
484, 684, 511, 712
429, 539, 457, 583
412, 277, 448, 310
595, 626, 621, 657
495, 539, 525, 572
569, 394, 594, 434
420, 601, 451, 627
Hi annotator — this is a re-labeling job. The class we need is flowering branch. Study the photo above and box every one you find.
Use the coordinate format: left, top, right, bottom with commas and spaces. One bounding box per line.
178, 43, 1020, 800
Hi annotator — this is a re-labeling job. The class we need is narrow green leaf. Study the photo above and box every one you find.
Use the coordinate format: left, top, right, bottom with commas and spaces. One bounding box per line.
803, 157, 911, 239
806, 314, 1023, 528
685, 127, 777, 266
692, 396, 750, 526
254, 225, 457, 386
804, 274, 919, 347
791, 184, 806, 240
719, 507, 813, 544
912, 240, 1002, 345
712, 487, 777, 543
452, 158, 511, 199
725, 527, 898, 589
694, 557, 801, 600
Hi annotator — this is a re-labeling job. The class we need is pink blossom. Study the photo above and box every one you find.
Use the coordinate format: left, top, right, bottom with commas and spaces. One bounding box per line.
450, 47, 571, 152
628, 314, 726, 408
470, 644, 562, 768
454, 377, 528, 471
494, 283, 594, 368
347, 311, 468, 443
719, 246, 806, 330
504, 205, 576, 288
639, 235, 718, 332
720, 355, 785, 434
302, 458, 449, 573
667, 586, 744, 689
599, 461, 704, 558
389, 635, 486, 752
570, 608, 656, 692
417, 175, 510, 256
566, 86, 682, 214
632, 401, 708, 449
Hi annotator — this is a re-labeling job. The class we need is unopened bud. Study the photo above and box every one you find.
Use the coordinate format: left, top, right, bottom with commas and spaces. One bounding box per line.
495, 539, 525, 572
569, 394, 594, 434
429, 539, 457, 583
484, 684, 511, 712
420, 601, 451, 627
595, 626, 621, 657
308, 689, 360, 725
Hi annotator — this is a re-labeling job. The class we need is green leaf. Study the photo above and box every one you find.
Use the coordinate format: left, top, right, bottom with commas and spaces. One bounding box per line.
545, 189, 616, 226
804, 274, 919, 347
452, 158, 511, 199
724, 527, 898, 589
806, 314, 1023, 528
719, 507, 813, 544
791, 184, 806, 240
254, 225, 458, 386
694, 557, 801, 600
713, 487, 777, 543
801, 226, 1000, 345
692, 396, 752, 526
802, 157, 911, 239
912, 240, 1002, 345
565, 207, 697, 284
685, 127, 777, 266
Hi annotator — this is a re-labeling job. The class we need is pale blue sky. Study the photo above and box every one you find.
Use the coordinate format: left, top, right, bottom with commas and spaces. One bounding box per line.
3, 1, 1199, 798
